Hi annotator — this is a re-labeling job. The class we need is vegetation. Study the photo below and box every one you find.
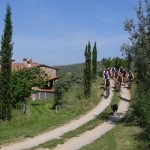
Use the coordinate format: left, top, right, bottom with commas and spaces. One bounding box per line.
121, 0, 150, 147
53, 72, 83, 108
83, 42, 92, 98
102, 57, 128, 70
92, 41, 97, 80
0, 5, 13, 121
80, 124, 144, 150
30, 82, 119, 149
54, 63, 84, 76
62, 89, 120, 139
11, 67, 46, 108
55, 61, 103, 78
0, 77, 103, 145
80, 83, 145, 150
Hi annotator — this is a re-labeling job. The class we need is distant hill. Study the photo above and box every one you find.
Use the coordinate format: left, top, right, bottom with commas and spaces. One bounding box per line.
54, 63, 84, 76
54, 61, 104, 77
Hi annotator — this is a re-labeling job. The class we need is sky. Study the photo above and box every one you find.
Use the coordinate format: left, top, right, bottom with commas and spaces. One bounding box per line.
0, 0, 138, 66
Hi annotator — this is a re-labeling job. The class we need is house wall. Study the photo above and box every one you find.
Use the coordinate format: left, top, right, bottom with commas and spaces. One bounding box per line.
40, 66, 57, 77
31, 92, 54, 100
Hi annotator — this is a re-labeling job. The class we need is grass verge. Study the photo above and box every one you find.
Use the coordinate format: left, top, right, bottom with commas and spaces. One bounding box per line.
80, 124, 144, 150
80, 82, 145, 150
0, 77, 103, 146
35, 85, 120, 149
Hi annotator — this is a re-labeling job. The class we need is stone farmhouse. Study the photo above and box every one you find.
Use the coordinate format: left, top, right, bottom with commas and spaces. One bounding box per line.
11, 58, 59, 100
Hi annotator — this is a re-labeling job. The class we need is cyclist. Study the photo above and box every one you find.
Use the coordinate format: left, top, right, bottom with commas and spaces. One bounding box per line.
116, 72, 122, 91
103, 70, 108, 85
111, 66, 116, 79
115, 69, 118, 79
123, 69, 127, 86
119, 66, 124, 76
105, 77, 110, 98
128, 71, 134, 81
128, 71, 134, 87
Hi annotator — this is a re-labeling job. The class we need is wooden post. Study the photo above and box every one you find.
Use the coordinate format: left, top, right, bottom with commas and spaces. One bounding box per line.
23, 98, 27, 114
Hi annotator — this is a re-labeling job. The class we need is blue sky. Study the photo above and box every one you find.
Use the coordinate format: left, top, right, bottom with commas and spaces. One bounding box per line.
0, 0, 138, 66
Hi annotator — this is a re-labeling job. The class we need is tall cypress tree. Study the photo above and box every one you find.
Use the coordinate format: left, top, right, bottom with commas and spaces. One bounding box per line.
0, 5, 13, 121
83, 41, 92, 98
87, 41, 91, 98
83, 45, 88, 97
92, 41, 97, 80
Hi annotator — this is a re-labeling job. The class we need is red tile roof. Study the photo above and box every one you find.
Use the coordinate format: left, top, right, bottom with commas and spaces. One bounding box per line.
11, 60, 58, 71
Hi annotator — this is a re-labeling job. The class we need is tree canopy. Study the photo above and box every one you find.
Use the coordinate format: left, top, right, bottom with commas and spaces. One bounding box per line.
0, 5, 13, 121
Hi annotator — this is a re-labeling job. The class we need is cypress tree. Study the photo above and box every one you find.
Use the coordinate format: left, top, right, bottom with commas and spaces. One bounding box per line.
83, 41, 92, 98
87, 41, 91, 98
83, 45, 88, 97
92, 41, 97, 80
0, 5, 13, 121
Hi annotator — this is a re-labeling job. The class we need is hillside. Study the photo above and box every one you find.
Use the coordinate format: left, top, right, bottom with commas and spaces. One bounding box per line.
54, 61, 103, 76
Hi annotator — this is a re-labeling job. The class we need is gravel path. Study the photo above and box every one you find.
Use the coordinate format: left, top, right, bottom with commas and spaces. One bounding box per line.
51, 85, 131, 150
0, 81, 114, 150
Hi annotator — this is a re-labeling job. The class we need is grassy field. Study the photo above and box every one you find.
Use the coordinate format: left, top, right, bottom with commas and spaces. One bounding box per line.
0, 77, 103, 145
32, 85, 121, 149
80, 82, 145, 150
80, 124, 144, 150
37, 82, 146, 150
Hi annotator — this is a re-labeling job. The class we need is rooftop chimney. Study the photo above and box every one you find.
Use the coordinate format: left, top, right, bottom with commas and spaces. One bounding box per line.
27, 59, 32, 68
23, 58, 27, 65
11, 59, 15, 64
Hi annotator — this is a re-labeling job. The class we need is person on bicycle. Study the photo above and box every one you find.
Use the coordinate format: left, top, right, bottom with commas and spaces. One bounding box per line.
123, 69, 127, 86
116, 72, 122, 91
114, 69, 118, 79
111, 66, 116, 79
105, 75, 110, 98
107, 68, 111, 78
127, 71, 134, 88
128, 71, 134, 81
103, 70, 108, 85
119, 66, 124, 76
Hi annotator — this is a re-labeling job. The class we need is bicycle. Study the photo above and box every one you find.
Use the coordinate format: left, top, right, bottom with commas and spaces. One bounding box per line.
116, 81, 121, 91
105, 86, 110, 98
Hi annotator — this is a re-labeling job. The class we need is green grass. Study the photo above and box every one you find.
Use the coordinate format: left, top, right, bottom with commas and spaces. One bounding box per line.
80, 124, 144, 150
62, 89, 120, 138
0, 77, 103, 146
80, 82, 145, 150
30, 139, 65, 150
35, 86, 120, 149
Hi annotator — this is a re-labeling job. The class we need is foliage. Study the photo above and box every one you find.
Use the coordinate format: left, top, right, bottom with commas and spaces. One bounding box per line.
0, 77, 102, 146
92, 41, 97, 80
11, 67, 46, 108
53, 72, 83, 108
121, 0, 150, 147
54, 63, 84, 77
83, 42, 92, 98
0, 5, 13, 121
55, 61, 103, 78
102, 57, 128, 70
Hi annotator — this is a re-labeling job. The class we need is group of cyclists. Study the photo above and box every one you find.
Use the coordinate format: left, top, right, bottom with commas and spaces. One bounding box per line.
103, 66, 134, 98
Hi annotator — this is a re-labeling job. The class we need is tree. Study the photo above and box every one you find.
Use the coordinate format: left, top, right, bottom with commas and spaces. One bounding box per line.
0, 5, 13, 121
83, 45, 88, 97
122, 0, 150, 84
121, 0, 150, 147
53, 72, 82, 108
92, 41, 97, 80
11, 67, 46, 108
112, 57, 127, 70
83, 42, 92, 98
87, 41, 92, 98
101, 57, 112, 69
